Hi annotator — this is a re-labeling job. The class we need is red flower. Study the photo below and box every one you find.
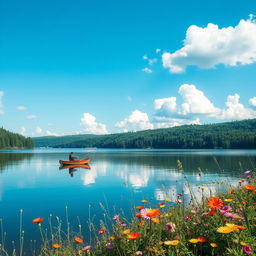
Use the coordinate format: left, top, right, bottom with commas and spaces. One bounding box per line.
197, 237, 207, 242
32, 217, 44, 223
207, 210, 217, 216
136, 213, 142, 218
136, 206, 144, 210
243, 185, 256, 191
127, 232, 140, 240
98, 228, 106, 235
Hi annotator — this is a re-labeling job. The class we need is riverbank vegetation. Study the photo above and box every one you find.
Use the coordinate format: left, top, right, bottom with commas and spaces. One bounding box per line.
34, 119, 256, 149
0, 128, 34, 149
1, 169, 255, 255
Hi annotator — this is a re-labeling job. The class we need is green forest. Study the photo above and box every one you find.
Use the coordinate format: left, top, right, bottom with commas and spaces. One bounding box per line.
34, 119, 256, 149
0, 127, 34, 149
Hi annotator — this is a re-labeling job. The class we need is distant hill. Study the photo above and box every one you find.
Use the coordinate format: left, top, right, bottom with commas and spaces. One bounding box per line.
33, 119, 256, 149
0, 127, 34, 149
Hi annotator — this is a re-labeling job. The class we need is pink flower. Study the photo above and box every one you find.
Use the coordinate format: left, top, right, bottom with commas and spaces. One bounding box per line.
247, 175, 251, 179
220, 205, 232, 214
136, 251, 143, 255
185, 215, 190, 220
245, 170, 251, 174
243, 245, 251, 254
166, 222, 176, 233
223, 212, 240, 219
178, 193, 183, 197
82, 245, 91, 251
113, 215, 119, 220
191, 210, 197, 214
106, 243, 115, 249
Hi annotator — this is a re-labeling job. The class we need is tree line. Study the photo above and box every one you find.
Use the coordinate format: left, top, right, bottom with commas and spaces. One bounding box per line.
0, 127, 34, 149
34, 119, 256, 149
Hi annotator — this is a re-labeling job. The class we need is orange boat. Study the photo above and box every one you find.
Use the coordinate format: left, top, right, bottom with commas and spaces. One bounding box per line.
59, 158, 91, 165
59, 164, 91, 170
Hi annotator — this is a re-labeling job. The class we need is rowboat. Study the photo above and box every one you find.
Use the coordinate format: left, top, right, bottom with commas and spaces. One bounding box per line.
59, 158, 91, 165
59, 164, 91, 170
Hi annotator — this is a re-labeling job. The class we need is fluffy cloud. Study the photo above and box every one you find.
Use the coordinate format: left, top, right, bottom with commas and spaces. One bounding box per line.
81, 113, 108, 134
142, 67, 152, 73
249, 97, 256, 107
0, 91, 4, 114
26, 115, 37, 120
218, 94, 256, 119
46, 130, 61, 136
115, 110, 154, 132
155, 84, 219, 119
162, 16, 256, 73
17, 106, 27, 111
154, 84, 256, 122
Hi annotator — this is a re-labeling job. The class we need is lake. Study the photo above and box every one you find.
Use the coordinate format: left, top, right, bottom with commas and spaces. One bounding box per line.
0, 148, 255, 253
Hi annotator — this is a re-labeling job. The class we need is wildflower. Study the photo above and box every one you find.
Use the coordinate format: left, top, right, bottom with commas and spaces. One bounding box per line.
140, 208, 160, 219
223, 212, 240, 219
189, 239, 199, 244
242, 201, 248, 205
224, 199, 233, 202
217, 223, 246, 233
158, 202, 165, 205
197, 237, 207, 242
166, 222, 176, 233
178, 193, 183, 197
139, 220, 145, 227
230, 189, 235, 194
136, 206, 144, 210
220, 180, 225, 184
121, 223, 127, 227
164, 240, 179, 246
177, 199, 182, 203
210, 243, 218, 247
53, 244, 61, 249
185, 215, 190, 220
32, 217, 44, 223
136, 251, 143, 255
122, 229, 130, 235
128, 232, 140, 240
136, 213, 142, 218
208, 197, 223, 209
113, 215, 119, 220
109, 236, 115, 240
207, 210, 216, 216
243, 245, 251, 254
141, 200, 148, 203
160, 205, 165, 208
245, 170, 251, 174
243, 185, 256, 190
247, 175, 251, 179
191, 210, 197, 214
106, 243, 115, 249
165, 198, 171, 201
98, 228, 106, 235
151, 218, 160, 223
82, 246, 91, 251
74, 237, 83, 243
220, 205, 232, 214
240, 242, 247, 246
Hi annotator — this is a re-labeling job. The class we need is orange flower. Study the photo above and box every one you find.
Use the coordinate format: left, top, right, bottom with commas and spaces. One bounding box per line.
243, 185, 256, 191
242, 201, 248, 205
197, 237, 207, 243
128, 232, 140, 240
74, 237, 83, 243
98, 228, 106, 235
141, 208, 161, 219
151, 218, 160, 223
158, 202, 165, 205
32, 217, 44, 223
139, 220, 145, 227
136, 213, 142, 218
141, 200, 148, 203
189, 238, 199, 244
53, 244, 61, 249
207, 197, 223, 209
210, 243, 218, 247
136, 206, 144, 210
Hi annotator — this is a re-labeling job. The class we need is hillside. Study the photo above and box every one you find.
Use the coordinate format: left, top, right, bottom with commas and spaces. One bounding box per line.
33, 119, 256, 149
0, 128, 34, 149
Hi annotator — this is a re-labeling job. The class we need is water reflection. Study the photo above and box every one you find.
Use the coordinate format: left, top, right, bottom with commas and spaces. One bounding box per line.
59, 164, 91, 177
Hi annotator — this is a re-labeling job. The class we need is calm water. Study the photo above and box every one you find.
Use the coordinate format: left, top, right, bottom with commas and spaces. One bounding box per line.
0, 148, 256, 252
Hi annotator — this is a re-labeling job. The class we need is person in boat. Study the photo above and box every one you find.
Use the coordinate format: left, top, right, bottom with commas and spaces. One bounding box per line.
69, 152, 78, 161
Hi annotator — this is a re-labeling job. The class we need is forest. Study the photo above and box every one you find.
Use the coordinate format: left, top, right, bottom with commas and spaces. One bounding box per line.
0, 127, 34, 149
34, 119, 256, 149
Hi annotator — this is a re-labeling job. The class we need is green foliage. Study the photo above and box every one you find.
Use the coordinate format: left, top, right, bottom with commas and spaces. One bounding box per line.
34, 119, 256, 149
0, 127, 34, 149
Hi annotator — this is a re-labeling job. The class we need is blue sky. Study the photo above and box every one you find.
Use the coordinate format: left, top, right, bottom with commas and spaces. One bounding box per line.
0, 0, 256, 136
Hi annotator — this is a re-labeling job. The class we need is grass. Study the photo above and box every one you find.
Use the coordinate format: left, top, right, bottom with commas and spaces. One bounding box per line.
0, 170, 256, 256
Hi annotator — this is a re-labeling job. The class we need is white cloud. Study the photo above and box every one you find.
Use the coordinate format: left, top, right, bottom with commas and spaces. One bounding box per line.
155, 84, 219, 119
0, 91, 4, 114
16, 106, 27, 111
20, 127, 26, 136
218, 94, 256, 120
162, 16, 256, 73
142, 55, 148, 60
26, 115, 37, 120
35, 127, 43, 135
81, 113, 108, 134
115, 110, 154, 132
154, 84, 256, 123
249, 97, 256, 107
148, 58, 157, 65
46, 130, 61, 136
142, 67, 153, 73
156, 48, 161, 53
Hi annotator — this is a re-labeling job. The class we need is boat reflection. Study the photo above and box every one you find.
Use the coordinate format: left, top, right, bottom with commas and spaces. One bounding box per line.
59, 164, 91, 177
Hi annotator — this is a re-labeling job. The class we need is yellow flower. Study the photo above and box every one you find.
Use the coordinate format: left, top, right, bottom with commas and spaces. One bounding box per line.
164, 240, 179, 246
165, 198, 171, 202
240, 242, 247, 246
159, 241, 164, 245
189, 239, 199, 244
224, 199, 233, 202
151, 218, 160, 223
210, 243, 218, 247
122, 229, 130, 235
109, 236, 115, 240
160, 205, 165, 208
220, 180, 225, 184
217, 226, 234, 234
